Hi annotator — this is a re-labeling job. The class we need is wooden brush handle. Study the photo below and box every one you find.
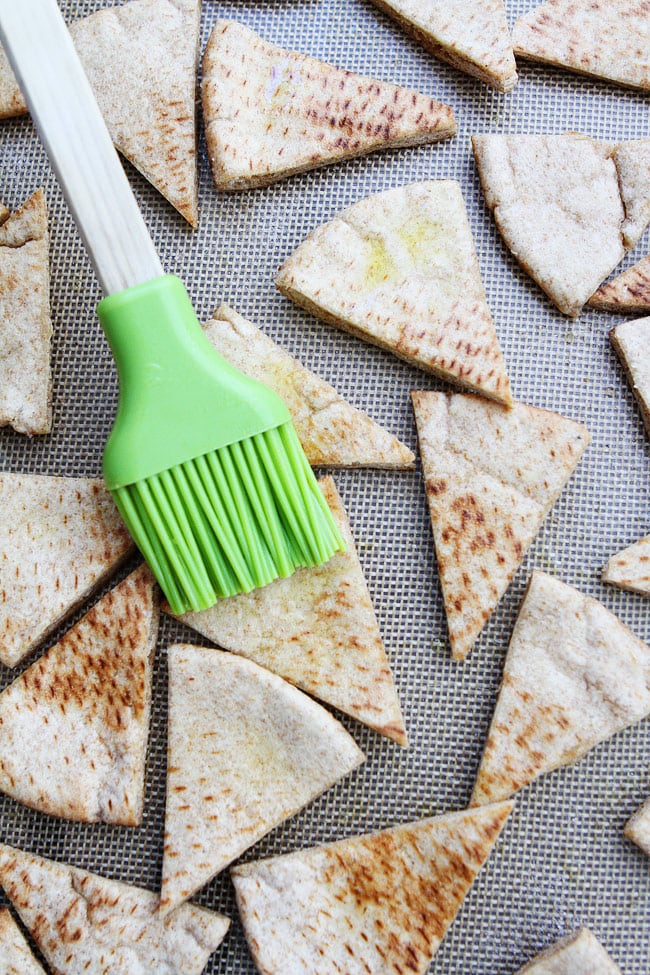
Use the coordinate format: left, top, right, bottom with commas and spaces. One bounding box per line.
0, 0, 163, 295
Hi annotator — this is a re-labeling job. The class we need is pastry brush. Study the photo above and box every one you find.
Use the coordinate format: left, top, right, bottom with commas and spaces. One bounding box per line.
0, 0, 345, 614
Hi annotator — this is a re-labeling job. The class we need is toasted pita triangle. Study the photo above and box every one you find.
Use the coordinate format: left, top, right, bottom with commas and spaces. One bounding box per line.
513, 0, 650, 91
205, 305, 414, 468
0, 908, 45, 975
0, 190, 52, 435
0, 45, 25, 118
0, 844, 230, 975
472, 571, 650, 806
610, 317, 650, 438
160, 644, 364, 915
165, 476, 406, 744
589, 254, 650, 313
0, 473, 134, 667
602, 535, 650, 596
202, 21, 456, 191
368, 0, 517, 92
412, 393, 590, 661
472, 134, 650, 316
624, 797, 650, 858
277, 182, 512, 404
0, 565, 158, 825
231, 801, 513, 975
515, 929, 623, 974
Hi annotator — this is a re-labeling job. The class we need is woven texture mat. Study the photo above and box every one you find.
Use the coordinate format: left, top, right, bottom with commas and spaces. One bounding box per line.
0, 1, 649, 972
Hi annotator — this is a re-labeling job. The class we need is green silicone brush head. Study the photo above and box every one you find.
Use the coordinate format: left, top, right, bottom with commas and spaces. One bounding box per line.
98, 276, 345, 614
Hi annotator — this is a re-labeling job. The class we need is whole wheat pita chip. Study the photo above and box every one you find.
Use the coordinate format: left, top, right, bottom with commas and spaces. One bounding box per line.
205, 305, 414, 468
201, 21, 456, 191
277, 182, 512, 404
412, 393, 590, 661
624, 797, 650, 858
0, 565, 157, 825
589, 254, 650, 313
70, 0, 200, 226
0, 473, 134, 667
231, 801, 513, 975
513, 0, 650, 91
0, 907, 45, 975
610, 317, 650, 439
515, 928, 623, 974
0, 844, 230, 975
472, 571, 650, 806
0, 46, 25, 118
165, 476, 406, 744
472, 133, 650, 316
160, 644, 364, 916
0, 190, 52, 435
368, 0, 517, 92
602, 535, 650, 596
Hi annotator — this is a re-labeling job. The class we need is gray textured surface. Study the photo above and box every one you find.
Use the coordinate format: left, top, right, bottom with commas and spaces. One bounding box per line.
0, 1, 648, 973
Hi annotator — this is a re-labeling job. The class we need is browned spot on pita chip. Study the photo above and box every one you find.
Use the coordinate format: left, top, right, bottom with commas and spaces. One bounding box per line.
590, 254, 650, 313
0, 907, 46, 974
603, 535, 650, 596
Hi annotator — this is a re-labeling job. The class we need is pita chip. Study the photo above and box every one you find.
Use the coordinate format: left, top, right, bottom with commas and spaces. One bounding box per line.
160, 644, 364, 915
589, 254, 650, 314
602, 535, 650, 596
412, 392, 590, 661
0, 473, 134, 667
0, 46, 25, 118
231, 801, 513, 975
0, 565, 157, 825
368, 0, 517, 92
513, 0, 650, 91
610, 317, 650, 438
514, 928, 623, 975
472, 571, 650, 806
202, 21, 456, 191
277, 182, 512, 404
165, 476, 406, 744
70, 0, 201, 226
205, 305, 414, 468
472, 134, 650, 316
0, 190, 52, 435
0, 907, 45, 975
624, 797, 650, 858
0, 844, 230, 975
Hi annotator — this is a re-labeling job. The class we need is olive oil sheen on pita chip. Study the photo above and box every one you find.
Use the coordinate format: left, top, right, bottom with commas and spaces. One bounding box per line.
201, 21, 456, 191
412, 392, 590, 661
231, 802, 514, 975
472, 571, 650, 806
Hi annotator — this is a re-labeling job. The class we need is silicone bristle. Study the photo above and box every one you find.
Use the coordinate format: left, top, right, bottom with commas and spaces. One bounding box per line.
111, 421, 346, 614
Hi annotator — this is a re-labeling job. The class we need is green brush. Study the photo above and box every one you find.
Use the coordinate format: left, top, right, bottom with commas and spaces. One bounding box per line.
0, 0, 344, 614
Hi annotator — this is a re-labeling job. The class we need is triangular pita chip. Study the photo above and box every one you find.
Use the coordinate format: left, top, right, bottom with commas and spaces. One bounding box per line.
165, 476, 406, 744
277, 182, 512, 404
201, 20, 456, 191
0, 844, 230, 975
514, 928, 623, 975
589, 254, 650, 313
0, 473, 134, 667
0, 565, 158, 825
0, 1, 201, 225
602, 535, 650, 596
368, 0, 517, 92
0, 190, 52, 435
472, 133, 650, 316
204, 305, 414, 468
0, 907, 45, 975
160, 644, 364, 915
624, 797, 650, 858
412, 393, 590, 661
513, 0, 650, 91
231, 801, 513, 975
610, 317, 650, 438
472, 571, 650, 806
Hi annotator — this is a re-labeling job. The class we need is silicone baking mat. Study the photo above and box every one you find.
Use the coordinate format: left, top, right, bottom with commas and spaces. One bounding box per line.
0, 1, 648, 971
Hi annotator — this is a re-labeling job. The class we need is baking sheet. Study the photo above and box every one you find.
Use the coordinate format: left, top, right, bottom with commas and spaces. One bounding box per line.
0, 0, 649, 972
